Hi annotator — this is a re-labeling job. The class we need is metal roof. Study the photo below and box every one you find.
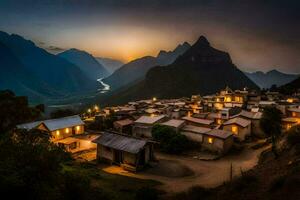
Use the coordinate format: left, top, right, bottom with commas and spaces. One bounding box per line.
182, 125, 211, 134
239, 110, 262, 119
92, 132, 147, 154
16, 115, 84, 131
135, 115, 166, 124
206, 129, 233, 139
223, 117, 251, 127
161, 119, 185, 128
182, 116, 214, 125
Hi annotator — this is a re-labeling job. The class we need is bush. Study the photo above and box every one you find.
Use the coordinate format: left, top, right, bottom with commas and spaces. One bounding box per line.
269, 176, 286, 192
287, 125, 300, 146
172, 186, 211, 200
152, 125, 189, 154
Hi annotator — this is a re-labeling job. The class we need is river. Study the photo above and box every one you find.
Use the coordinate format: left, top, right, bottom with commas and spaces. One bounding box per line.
97, 77, 111, 93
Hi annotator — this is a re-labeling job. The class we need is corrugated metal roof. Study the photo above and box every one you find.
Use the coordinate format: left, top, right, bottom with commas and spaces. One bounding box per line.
161, 119, 185, 128
92, 132, 147, 154
135, 115, 166, 124
206, 129, 233, 139
182, 116, 214, 125
223, 117, 251, 127
239, 110, 262, 119
182, 125, 211, 134
16, 115, 84, 131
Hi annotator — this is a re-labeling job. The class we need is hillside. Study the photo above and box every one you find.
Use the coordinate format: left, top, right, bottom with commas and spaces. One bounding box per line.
58, 49, 109, 80
245, 70, 298, 89
102, 36, 258, 105
96, 57, 124, 74
279, 76, 300, 94
102, 42, 191, 90
0, 31, 97, 98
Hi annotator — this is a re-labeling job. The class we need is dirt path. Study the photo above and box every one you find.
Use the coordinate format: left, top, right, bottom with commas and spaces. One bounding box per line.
101, 145, 270, 193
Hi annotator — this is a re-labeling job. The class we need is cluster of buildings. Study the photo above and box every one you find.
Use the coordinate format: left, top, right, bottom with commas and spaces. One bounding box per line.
16, 87, 300, 172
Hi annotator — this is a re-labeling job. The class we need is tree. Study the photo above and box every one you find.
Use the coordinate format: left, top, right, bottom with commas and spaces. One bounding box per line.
0, 90, 43, 134
152, 124, 189, 154
260, 106, 283, 158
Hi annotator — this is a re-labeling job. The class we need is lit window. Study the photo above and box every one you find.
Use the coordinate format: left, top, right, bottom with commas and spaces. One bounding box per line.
65, 128, 69, 133
232, 126, 238, 134
76, 126, 80, 131
287, 124, 292, 130
208, 137, 213, 144
292, 112, 296, 117
56, 130, 60, 136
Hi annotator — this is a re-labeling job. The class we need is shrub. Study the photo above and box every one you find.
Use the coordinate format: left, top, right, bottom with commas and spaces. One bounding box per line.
287, 125, 300, 146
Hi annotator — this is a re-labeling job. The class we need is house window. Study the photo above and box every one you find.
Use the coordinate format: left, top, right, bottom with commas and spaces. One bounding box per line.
56, 130, 60, 136
292, 112, 296, 117
232, 126, 238, 135
65, 128, 69, 133
208, 137, 214, 144
76, 126, 80, 132
287, 124, 292, 130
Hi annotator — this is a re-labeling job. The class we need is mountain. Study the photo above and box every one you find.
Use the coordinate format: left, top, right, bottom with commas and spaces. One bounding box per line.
103, 36, 258, 105
0, 31, 97, 101
58, 49, 109, 80
279, 76, 300, 94
0, 41, 61, 102
96, 57, 124, 74
102, 42, 191, 90
245, 70, 299, 89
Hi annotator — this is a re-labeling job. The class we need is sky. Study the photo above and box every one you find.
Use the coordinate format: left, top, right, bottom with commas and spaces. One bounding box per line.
0, 0, 299, 73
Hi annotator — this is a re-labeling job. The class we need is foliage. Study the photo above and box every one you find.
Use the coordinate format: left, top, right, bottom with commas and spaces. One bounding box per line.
0, 90, 43, 134
152, 124, 189, 154
87, 112, 117, 131
50, 109, 76, 119
286, 125, 300, 146
260, 106, 283, 157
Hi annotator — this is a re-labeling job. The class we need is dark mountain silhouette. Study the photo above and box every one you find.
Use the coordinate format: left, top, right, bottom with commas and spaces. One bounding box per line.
245, 70, 298, 89
103, 36, 258, 105
0, 31, 97, 97
279, 76, 300, 94
58, 49, 109, 80
96, 57, 124, 75
102, 42, 191, 90
0, 41, 61, 102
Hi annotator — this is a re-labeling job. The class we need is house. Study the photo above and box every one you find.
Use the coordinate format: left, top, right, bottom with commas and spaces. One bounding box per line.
287, 107, 300, 118
201, 129, 233, 154
181, 125, 212, 142
182, 116, 214, 128
282, 117, 300, 131
17, 115, 97, 152
223, 117, 251, 141
113, 119, 134, 135
238, 110, 264, 137
93, 132, 155, 172
160, 119, 185, 133
132, 115, 167, 138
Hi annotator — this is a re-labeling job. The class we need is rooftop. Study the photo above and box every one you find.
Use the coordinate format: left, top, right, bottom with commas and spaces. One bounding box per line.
182, 125, 211, 134
92, 132, 147, 154
161, 119, 185, 128
135, 115, 166, 124
223, 117, 251, 127
206, 129, 233, 139
182, 116, 214, 125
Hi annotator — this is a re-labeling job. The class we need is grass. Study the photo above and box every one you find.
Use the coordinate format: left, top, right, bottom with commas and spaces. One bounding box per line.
62, 162, 161, 200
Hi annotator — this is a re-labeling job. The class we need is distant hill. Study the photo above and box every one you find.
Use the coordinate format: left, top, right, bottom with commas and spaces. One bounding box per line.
102, 42, 191, 90
58, 49, 109, 80
103, 36, 258, 105
245, 70, 298, 89
279, 76, 300, 94
96, 57, 124, 74
0, 41, 61, 102
0, 31, 97, 103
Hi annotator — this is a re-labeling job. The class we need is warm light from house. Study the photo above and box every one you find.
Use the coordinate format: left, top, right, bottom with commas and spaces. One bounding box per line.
152, 97, 157, 101
287, 124, 292, 130
65, 128, 69, 133
232, 126, 238, 134
56, 130, 60, 136
87, 108, 92, 113
292, 112, 296, 117
217, 119, 222, 125
208, 137, 213, 144
94, 105, 99, 111
287, 98, 293, 103
76, 126, 80, 131
187, 111, 192, 117
225, 96, 232, 102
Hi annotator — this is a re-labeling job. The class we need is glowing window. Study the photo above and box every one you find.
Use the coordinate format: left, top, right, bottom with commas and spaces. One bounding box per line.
287, 124, 292, 130
292, 112, 296, 117
232, 126, 238, 134
56, 130, 60, 136
208, 137, 213, 144
65, 128, 69, 133
76, 126, 80, 131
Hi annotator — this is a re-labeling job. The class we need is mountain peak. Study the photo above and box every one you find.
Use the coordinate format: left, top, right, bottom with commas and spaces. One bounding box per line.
195, 36, 210, 47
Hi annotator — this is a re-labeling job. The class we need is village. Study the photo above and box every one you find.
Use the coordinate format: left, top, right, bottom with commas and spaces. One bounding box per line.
16, 87, 300, 192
